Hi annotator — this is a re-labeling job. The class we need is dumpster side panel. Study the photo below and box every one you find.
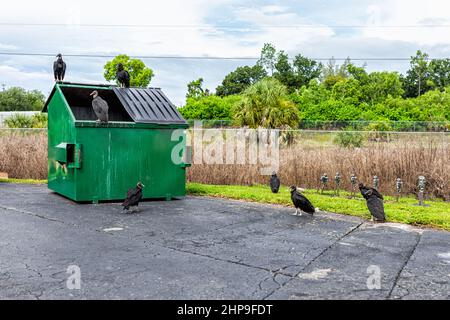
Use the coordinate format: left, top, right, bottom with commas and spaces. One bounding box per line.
73, 127, 187, 201
47, 88, 77, 199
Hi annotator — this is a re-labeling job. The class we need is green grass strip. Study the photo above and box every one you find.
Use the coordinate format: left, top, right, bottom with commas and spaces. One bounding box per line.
187, 183, 450, 232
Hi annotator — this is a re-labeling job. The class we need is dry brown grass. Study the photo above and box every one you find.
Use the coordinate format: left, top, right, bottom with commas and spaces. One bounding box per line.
0, 130, 448, 200
187, 131, 450, 200
0, 131, 47, 180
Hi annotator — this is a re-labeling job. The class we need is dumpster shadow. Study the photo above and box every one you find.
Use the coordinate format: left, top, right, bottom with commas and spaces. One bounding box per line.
49, 191, 184, 205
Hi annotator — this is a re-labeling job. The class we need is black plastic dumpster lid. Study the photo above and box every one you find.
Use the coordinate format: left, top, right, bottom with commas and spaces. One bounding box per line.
113, 87, 186, 125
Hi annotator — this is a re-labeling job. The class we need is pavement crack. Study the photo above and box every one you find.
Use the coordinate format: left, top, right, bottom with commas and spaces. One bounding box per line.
158, 244, 273, 273
387, 231, 422, 299
24, 263, 43, 278
0, 205, 77, 227
262, 221, 364, 300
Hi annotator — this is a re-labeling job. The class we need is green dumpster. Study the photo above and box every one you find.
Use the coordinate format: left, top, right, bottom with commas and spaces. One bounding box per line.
42, 82, 190, 203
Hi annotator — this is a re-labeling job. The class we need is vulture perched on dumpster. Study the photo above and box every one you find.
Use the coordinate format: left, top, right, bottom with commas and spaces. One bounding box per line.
290, 186, 316, 216
116, 63, 130, 88
122, 182, 145, 213
270, 172, 281, 193
90, 91, 109, 123
359, 183, 386, 222
53, 53, 66, 81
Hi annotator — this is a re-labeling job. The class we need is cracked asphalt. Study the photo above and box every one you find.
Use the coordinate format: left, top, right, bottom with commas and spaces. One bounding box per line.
0, 183, 449, 300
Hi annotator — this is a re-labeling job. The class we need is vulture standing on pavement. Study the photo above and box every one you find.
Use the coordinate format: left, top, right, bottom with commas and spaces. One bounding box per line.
270, 172, 281, 193
90, 91, 109, 123
290, 186, 316, 216
359, 183, 386, 222
122, 182, 145, 213
53, 53, 66, 82
116, 63, 130, 88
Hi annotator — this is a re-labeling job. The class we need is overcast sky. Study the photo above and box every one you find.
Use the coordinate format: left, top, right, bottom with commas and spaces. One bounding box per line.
0, 0, 449, 105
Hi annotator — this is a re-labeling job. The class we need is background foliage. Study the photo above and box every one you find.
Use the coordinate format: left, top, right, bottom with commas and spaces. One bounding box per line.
0, 87, 45, 111
104, 54, 154, 87
180, 45, 450, 130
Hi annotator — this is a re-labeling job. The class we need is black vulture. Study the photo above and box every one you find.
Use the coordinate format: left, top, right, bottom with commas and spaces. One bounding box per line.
122, 182, 145, 213
116, 63, 130, 88
270, 172, 281, 193
359, 183, 386, 222
53, 53, 66, 82
290, 186, 315, 216
90, 91, 109, 123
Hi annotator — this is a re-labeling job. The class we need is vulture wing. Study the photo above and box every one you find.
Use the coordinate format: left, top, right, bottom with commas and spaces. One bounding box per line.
270, 175, 280, 193
122, 187, 143, 208
366, 196, 386, 221
61, 61, 66, 80
92, 97, 109, 122
370, 188, 384, 200
117, 70, 131, 87
292, 191, 315, 213
124, 71, 130, 87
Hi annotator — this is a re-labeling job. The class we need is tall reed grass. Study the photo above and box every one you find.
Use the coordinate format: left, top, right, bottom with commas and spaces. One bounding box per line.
0, 130, 47, 179
187, 130, 449, 200
0, 129, 448, 200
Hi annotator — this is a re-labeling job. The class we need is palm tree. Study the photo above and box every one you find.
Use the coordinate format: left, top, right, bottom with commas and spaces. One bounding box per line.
234, 78, 299, 129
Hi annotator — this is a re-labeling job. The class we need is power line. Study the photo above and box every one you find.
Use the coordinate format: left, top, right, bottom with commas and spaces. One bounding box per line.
1, 22, 450, 29
0, 52, 447, 61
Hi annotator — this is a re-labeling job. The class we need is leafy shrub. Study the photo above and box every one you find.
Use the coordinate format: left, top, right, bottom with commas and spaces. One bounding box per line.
333, 128, 365, 148
5, 113, 47, 128
365, 121, 393, 142
179, 95, 239, 120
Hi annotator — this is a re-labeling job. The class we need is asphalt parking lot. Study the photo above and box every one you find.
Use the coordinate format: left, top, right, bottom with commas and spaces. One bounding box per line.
0, 183, 449, 299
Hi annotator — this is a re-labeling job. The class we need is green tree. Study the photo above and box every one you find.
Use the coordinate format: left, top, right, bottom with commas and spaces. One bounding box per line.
273, 51, 322, 92
234, 78, 299, 129
403, 50, 431, 97
363, 71, 404, 104
428, 58, 450, 91
273, 50, 295, 89
186, 78, 209, 99
0, 87, 45, 111
347, 64, 370, 84
257, 43, 277, 75
178, 95, 239, 120
215, 65, 266, 96
292, 54, 322, 87
321, 57, 351, 88
104, 54, 154, 87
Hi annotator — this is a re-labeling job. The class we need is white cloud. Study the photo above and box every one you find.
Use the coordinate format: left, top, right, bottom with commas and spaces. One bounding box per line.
0, 65, 48, 81
0, 0, 449, 105
0, 43, 18, 50
362, 0, 450, 46
260, 5, 288, 15
233, 5, 335, 52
